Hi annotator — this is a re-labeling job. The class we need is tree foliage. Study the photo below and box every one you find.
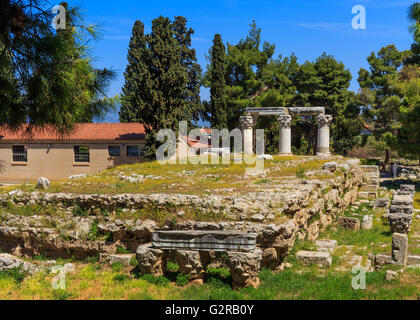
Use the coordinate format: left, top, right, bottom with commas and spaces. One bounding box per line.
119, 16, 202, 158
0, 0, 116, 132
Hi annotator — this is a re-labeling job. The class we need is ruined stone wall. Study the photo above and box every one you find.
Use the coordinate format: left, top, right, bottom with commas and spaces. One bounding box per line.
0, 160, 364, 268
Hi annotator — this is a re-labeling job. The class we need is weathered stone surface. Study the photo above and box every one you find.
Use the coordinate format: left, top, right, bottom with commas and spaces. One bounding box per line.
407, 255, 420, 266
389, 205, 413, 215
296, 251, 332, 267
400, 184, 415, 193
315, 239, 337, 252
392, 233, 408, 267
261, 248, 278, 269
337, 217, 360, 231
388, 213, 413, 234
323, 162, 337, 172
250, 214, 265, 222
386, 270, 397, 281
36, 177, 50, 190
391, 195, 413, 207
374, 198, 389, 208
0, 254, 43, 275
136, 244, 165, 276
227, 249, 262, 289
374, 254, 392, 269
152, 231, 257, 252
362, 215, 373, 230
100, 253, 133, 266
175, 250, 204, 279
360, 165, 379, 173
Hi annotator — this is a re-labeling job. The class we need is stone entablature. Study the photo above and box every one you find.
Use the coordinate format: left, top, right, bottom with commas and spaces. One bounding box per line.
152, 230, 257, 252
242, 107, 333, 156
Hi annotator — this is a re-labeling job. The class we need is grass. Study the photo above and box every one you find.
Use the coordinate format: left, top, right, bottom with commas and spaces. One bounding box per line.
1, 262, 419, 300
3, 156, 335, 196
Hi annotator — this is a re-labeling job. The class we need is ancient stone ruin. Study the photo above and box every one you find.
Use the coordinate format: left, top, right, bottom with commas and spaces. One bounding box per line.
240, 107, 333, 156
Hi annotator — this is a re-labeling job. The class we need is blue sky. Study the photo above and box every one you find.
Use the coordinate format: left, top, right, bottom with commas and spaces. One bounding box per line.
67, 0, 415, 122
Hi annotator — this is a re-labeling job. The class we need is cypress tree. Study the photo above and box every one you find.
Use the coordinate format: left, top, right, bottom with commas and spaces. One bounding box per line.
209, 34, 227, 129
120, 16, 199, 159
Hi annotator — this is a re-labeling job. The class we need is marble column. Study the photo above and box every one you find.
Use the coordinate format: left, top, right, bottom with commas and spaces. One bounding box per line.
316, 114, 333, 155
240, 115, 254, 155
278, 114, 292, 155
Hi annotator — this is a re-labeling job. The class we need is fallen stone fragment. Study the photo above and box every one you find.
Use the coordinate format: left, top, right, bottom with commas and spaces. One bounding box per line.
315, 239, 337, 252
296, 251, 332, 267
385, 270, 397, 281
337, 217, 360, 231
392, 233, 408, 267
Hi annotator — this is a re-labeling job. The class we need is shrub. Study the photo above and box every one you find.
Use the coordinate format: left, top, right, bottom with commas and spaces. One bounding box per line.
166, 261, 179, 272
0, 267, 27, 284
111, 262, 122, 273
52, 289, 73, 300
176, 274, 190, 287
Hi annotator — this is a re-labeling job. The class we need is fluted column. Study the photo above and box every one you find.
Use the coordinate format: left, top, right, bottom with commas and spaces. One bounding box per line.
278, 114, 292, 155
316, 114, 333, 155
240, 115, 254, 155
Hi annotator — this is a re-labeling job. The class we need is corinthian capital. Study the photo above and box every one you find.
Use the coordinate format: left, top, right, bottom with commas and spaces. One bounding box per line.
239, 115, 254, 129
316, 114, 333, 127
278, 114, 292, 129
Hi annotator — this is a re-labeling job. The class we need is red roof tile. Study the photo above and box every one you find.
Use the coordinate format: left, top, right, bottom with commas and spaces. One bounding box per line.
0, 123, 146, 142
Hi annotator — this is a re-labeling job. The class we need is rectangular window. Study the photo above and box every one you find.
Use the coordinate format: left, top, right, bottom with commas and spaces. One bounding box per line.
127, 146, 139, 157
74, 146, 90, 163
12, 145, 27, 162
108, 146, 120, 157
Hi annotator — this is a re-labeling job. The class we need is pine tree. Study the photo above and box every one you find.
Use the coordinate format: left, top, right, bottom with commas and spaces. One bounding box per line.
208, 34, 227, 129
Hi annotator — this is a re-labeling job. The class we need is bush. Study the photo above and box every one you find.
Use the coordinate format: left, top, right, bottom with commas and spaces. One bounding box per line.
140, 274, 171, 286
176, 274, 190, 287
111, 262, 122, 273
0, 267, 27, 284
52, 289, 72, 300
166, 261, 179, 272
113, 274, 130, 282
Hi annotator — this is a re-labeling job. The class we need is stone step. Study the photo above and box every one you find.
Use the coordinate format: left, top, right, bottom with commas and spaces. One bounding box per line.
315, 239, 337, 252
296, 251, 332, 267
358, 191, 378, 200
152, 230, 257, 252
360, 185, 378, 192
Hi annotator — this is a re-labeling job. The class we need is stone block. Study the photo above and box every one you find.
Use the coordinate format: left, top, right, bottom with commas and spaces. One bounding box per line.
315, 239, 337, 252
337, 217, 360, 231
323, 162, 337, 172
389, 205, 413, 215
136, 244, 165, 276
407, 255, 420, 266
227, 249, 262, 289
152, 230, 257, 252
296, 251, 332, 267
100, 253, 133, 267
391, 195, 413, 206
360, 165, 379, 173
374, 254, 392, 269
374, 198, 389, 208
392, 233, 408, 267
360, 185, 378, 192
400, 184, 415, 193
175, 250, 204, 279
388, 213, 413, 234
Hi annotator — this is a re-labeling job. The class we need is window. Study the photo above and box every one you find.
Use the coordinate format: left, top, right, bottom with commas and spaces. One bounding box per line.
74, 146, 90, 163
108, 146, 120, 157
127, 146, 139, 157
12, 145, 27, 162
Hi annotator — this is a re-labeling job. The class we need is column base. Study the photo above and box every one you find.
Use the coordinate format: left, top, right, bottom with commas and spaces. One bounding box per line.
278, 153, 293, 156
316, 152, 331, 158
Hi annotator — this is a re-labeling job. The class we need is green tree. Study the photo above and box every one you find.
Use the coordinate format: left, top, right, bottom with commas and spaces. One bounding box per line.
0, 1, 116, 132
293, 53, 360, 155
358, 45, 409, 163
206, 34, 228, 129
120, 16, 200, 158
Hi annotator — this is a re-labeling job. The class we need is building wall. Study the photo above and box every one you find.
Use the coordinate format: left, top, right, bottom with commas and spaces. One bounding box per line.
0, 142, 145, 181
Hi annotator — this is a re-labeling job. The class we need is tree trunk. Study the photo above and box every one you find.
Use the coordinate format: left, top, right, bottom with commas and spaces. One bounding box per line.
385, 148, 391, 165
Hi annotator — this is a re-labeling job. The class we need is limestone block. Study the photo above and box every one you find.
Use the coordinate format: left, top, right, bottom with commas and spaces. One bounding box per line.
136, 244, 165, 276
100, 254, 133, 267
36, 177, 50, 190
391, 195, 413, 207
175, 250, 204, 279
296, 251, 332, 267
323, 162, 337, 172
315, 239, 337, 252
392, 233, 408, 267
389, 205, 413, 215
227, 249, 262, 289
374, 198, 389, 208
388, 213, 413, 234
337, 217, 360, 231
374, 254, 393, 269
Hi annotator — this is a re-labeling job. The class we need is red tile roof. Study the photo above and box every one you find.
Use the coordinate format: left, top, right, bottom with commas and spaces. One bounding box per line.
0, 123, 146, 142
